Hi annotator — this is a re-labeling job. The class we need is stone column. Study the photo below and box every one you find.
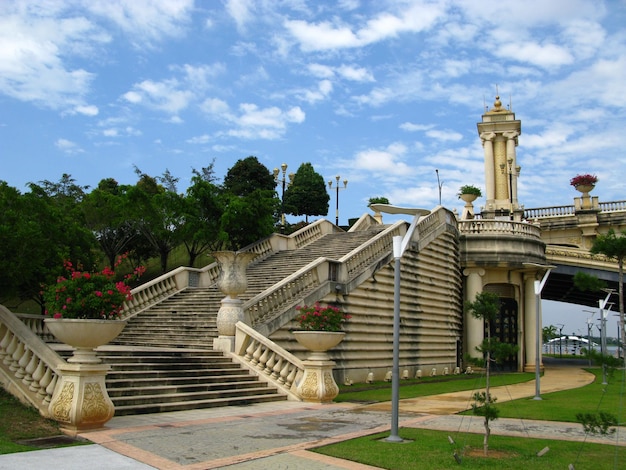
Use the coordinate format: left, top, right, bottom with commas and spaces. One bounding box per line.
463, 268, 485, 362
480, 132, 496, 205
523, 274, 542, 373
503, 131, 520, 207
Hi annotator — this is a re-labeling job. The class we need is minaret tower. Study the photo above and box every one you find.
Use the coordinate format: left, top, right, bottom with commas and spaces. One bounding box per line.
477, 95, 522, 220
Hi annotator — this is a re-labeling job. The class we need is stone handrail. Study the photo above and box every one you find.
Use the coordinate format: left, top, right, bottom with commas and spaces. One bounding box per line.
524, 205, 575, 219
244, 258, 329, 332
599, 200, 626, 212
291, 219, 341, 248
458, 219, 542, 239
0, 305, 64, 417
122, 265, 220, 319
523, 200, 626, 219
339, 221, 405, 279
230, 321, 303, 400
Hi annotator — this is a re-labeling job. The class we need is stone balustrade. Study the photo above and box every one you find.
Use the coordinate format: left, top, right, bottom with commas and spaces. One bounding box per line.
340, 221, 404, 279
245, 259, 328, 330
458, 219, 542, 238
0, 305, 63, 417
122, 265, 220, 318
232, 321, 303, 400
599, 200, 626, 212
524, 205, 576, 219
523, 200, 626, 220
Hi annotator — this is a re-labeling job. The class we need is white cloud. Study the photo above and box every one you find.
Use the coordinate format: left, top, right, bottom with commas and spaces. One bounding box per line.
425, 129, 463, 142
285, 2, 445, 51
400, 122, 434, 132
351, 143, 411, 176
73, 104, 99, 116
496, 41, 574, 69
85, 0, 194, 47
123, 79, 194, 114
297, 80, 334, 104
187, 134, 211, 144
203, 101, 306, 140
225, 0, 254, 32
55, 138, 83, 154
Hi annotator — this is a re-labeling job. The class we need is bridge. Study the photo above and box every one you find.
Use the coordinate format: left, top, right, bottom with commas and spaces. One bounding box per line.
525, 196, 626, 307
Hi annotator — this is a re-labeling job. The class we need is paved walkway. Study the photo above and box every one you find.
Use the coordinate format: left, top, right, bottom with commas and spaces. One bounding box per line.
1, 365, 624, 470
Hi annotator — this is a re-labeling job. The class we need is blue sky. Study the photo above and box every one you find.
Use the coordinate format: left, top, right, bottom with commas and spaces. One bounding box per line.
1, 1, 625, 337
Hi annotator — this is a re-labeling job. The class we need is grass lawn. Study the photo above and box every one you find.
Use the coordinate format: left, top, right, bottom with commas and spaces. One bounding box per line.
0, 388, 88, 454
313, 427, 625, 470
492, 368, 626, 423
316, 367, 626, 469
336, 372, 535, 403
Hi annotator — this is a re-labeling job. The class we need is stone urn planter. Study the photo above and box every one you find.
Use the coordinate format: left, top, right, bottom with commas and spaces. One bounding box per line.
44, 318, 127, 435
212, 251, 258, 351
44, 318, 127, 364
292, 331, 346, 361
459, 193, 478, 205
293, 330, 346, 403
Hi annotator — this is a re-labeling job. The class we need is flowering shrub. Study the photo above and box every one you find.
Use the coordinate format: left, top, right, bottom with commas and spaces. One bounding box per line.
43, 255, 146, 320
295, 303, 351, 332
570, 174, 598, 187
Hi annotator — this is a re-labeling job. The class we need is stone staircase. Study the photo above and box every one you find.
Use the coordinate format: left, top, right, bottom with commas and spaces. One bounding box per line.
102, 228, 385, 414
100, 349, 285, 415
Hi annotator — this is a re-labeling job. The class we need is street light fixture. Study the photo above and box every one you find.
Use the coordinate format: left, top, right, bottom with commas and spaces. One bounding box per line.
582, 309, 596, 366
328, 175, 348, 226
370, 203, 430, 443
273, 163, 294, 234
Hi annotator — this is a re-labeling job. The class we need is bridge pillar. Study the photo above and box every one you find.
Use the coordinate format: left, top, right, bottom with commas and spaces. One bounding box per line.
523, 274, 543, 373
463, 268, 485, 361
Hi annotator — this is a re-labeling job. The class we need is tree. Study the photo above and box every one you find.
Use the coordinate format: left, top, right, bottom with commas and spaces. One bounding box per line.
542, 324, 557, 344
283, 162, 329, 223
81, 179, 136, 268
465, 291, 519, 456
222, 156, 276, 196
220, 157, 279, 249
180, 174, 224, 265
591, 228, 626, 367
127, 171, 183, 273
0, 177, 97, 310
220, 190, 278, 250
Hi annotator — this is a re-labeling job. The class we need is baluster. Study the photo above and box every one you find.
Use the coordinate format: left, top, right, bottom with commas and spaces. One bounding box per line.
44, 373, 58, 406
38, 366, 53, 399
3, 334, 17, 366
264, 352, 276, 375
257, 346, 270, 371
244, 339, 257, 362
285, 365, 298, 389
9, 338, 23, 372
271, 356, 283, 380
21, 348, 35, 385
278, 361, 291, 385
30, 358, 45, 393
0, 328, 12, 361
251, 342, 263, 366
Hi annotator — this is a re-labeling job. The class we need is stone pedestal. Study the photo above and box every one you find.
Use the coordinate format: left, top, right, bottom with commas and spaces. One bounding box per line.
48, 363, 115, 436
293, 331, 344, 403
296, 359, 340, 403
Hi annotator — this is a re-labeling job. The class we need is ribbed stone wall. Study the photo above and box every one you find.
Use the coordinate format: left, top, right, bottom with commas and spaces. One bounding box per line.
270, 224, 462, 384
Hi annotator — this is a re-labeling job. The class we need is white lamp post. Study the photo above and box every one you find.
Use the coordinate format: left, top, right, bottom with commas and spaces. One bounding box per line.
370, 204, 430, 443
328, 175, 348, 226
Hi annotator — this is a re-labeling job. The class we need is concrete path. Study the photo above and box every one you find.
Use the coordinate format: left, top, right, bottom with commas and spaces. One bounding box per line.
0, 365, 623, 470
